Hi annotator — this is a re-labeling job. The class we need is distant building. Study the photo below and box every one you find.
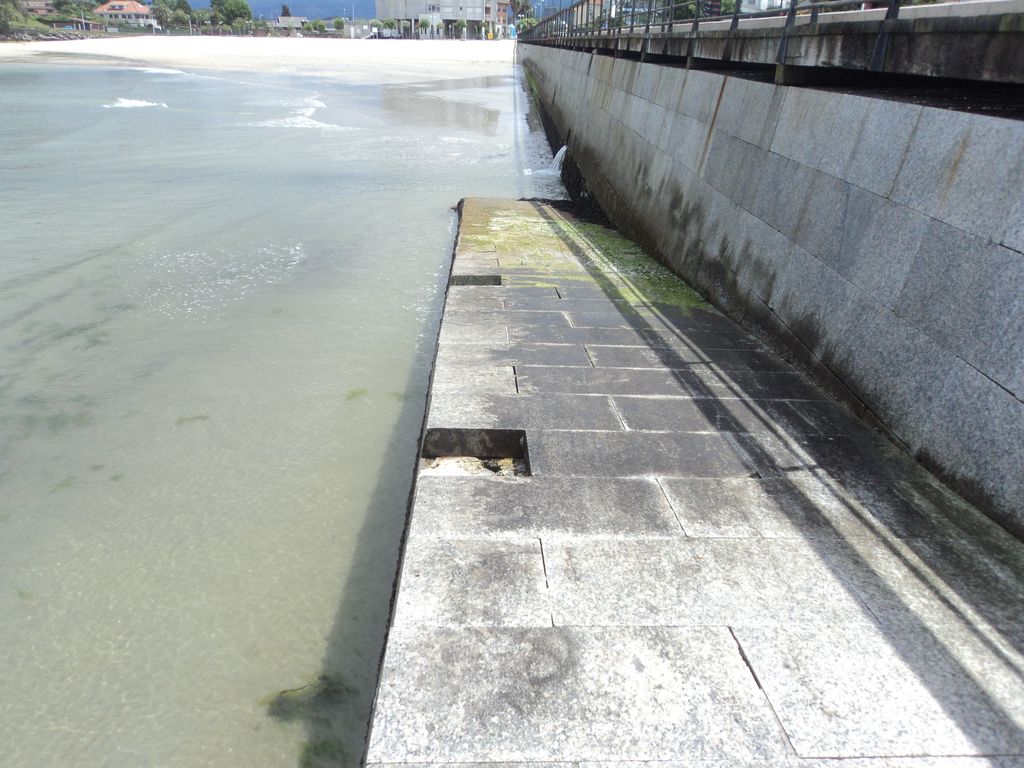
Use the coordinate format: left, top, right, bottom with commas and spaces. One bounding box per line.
18, 0, 57, 15
93, 0, 155, 26
375, 0, 510, 37
272, 15, 308, 28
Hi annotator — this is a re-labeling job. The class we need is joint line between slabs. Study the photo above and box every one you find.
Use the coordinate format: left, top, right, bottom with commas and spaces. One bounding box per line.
607, 396, 628, 430
653, 475, 688, 536
538, 537, 556, 628
728, 626, 797, 756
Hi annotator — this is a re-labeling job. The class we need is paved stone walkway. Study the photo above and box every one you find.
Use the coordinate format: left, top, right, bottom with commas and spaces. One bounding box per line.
365, 198, 1024, 766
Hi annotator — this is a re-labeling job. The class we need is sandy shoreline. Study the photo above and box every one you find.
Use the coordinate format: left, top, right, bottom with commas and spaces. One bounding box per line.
0, 37, 518, 81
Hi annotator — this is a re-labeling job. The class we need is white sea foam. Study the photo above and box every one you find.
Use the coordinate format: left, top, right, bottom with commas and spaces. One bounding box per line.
103, 97, 169, 109
249, 93, 348, 132
126, 242, 307, 320
252, 116, 353, 132
137, 67, 189, 76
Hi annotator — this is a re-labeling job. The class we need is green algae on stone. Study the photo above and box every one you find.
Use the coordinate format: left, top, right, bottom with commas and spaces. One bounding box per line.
17, 589, 34, 602
109, 474, 124, 482
573, 222, 708, 312
175, 414, 210, 427
299, 739, 350, 768
343, 387, 368, 402
265, 674, 356, 721
466, 202, 707, 315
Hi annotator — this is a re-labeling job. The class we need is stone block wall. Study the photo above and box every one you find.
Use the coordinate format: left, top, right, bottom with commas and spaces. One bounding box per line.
519, 44, 1024, 536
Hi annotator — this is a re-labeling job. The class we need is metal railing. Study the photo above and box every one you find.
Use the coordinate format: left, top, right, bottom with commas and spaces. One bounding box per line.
520, 0, 904, 66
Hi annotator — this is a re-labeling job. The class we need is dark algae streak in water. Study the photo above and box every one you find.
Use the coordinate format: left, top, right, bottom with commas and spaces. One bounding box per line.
266, 675, 357, 767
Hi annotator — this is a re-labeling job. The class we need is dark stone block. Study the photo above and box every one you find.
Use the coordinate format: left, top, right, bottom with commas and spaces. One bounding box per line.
528, 429, 758, 478
896, 220, 1024, 386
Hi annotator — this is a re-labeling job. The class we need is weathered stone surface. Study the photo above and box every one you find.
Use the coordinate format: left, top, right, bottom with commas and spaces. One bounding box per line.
431, 364, 516, 394
837, 186, 929, 309
439, 323, 508, 344
660, 475, 943, 540
895, 220, 1023, 386
519, 45, 1024, 532
444, 310, 571, 327
528, 429, 757, 477
367, 626, 788, 763
368, 199, 1024, 768
817, 531, 1024, 642
409, 476, 683, 539
545, 538, 873, 627
828, 303, 953, 444
612, 395, 817, 435
890, 106, 1024, 245
914, 357, 1024, 536
733, 622, 1024, 757
393, 539, 550, 627
586, 344, 791, 372
426, 392, 622, 431
575, 761, 1024, 768
435, 342, 593, 368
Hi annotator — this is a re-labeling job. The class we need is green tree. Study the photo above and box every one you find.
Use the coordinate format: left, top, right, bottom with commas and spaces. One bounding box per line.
382, 17, 396, 28
171, 8, 188, 25
310, 18, 325, 31
280, 3, 290, 15
509, 0, 531, 18
333, 16, 344, 29
0, 0, 19, 34
151, 0, 172, 27
212, 0, 251, 24
417, 18, 428, 31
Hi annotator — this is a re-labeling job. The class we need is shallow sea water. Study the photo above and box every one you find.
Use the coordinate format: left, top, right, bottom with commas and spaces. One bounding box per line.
0, 57, 562, 767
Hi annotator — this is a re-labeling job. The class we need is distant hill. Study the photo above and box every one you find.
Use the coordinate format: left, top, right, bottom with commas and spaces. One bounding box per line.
248, 0, 378, 20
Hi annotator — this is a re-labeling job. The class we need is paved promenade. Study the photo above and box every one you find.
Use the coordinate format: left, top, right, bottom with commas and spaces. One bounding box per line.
365, 198, 1024, 766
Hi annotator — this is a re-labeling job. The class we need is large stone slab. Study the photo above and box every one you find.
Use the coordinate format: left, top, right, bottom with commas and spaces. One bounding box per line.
427, 392, 623, 431
733, 622, 1024, 757
612, 395, 819, 435
409, 476, 683, 540
528, 429, 758, 478
517, 366, 825, 400
586, 344, 792, 372
435, 343, 593, 368
545, 538, 874, 627
567, 758, 1024, 767
367, 626, 789, 763
392, 539, 551, 628
660, 475, 943, 541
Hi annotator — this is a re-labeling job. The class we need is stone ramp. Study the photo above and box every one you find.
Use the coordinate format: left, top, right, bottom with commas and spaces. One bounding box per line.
365, 198, 1024, 765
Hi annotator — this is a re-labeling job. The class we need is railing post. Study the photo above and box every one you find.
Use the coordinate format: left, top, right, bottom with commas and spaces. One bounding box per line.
684, 0, 700, 65
774, 0, 798, 66
869, 0, 901, 70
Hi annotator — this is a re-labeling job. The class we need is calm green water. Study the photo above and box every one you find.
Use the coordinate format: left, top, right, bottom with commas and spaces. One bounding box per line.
0, 58, 560, 767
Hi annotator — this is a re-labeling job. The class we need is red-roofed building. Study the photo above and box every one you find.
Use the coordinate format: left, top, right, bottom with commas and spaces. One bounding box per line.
93, 0, 154, 26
